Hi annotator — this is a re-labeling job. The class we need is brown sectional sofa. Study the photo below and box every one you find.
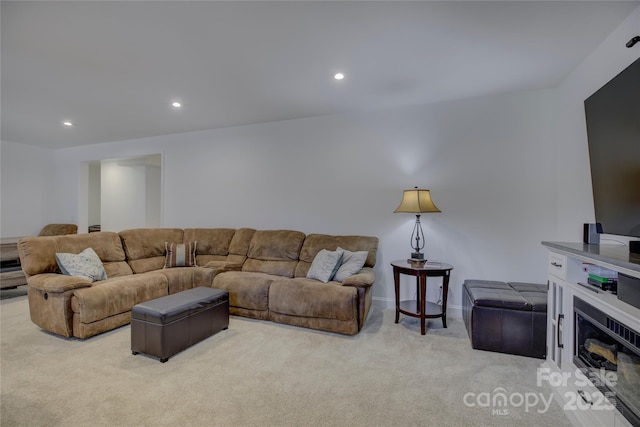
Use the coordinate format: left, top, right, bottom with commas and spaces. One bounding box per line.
18, 228, 378, 339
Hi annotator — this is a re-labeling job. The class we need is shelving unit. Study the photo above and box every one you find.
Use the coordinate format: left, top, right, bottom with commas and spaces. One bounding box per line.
542, 242, 640, 427
0, 239, 27, 289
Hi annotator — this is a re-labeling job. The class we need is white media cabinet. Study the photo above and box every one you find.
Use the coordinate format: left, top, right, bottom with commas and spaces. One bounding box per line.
542, 242, 640, 427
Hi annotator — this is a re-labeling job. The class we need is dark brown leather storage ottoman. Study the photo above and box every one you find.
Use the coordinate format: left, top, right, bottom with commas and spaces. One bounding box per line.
462, 280, 547, 359
131, 287, 229, 362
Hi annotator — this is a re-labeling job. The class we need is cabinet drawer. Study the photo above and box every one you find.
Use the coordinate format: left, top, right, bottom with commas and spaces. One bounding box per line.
548, 252, 567, 280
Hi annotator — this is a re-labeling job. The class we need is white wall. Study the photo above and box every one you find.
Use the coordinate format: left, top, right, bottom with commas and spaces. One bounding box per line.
98, 157, 162, 232
145, 164, 161, 228
0, 141, 56, 238
49, 87, 557, 313
88, 162, 101, 227
100, 160, 148, 232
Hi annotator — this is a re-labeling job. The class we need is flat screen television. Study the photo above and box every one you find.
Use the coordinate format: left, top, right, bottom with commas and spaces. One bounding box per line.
584, 57, 640, 238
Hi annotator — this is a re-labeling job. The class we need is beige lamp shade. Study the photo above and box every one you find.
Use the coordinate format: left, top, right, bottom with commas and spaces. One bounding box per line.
394, 188, 441, 213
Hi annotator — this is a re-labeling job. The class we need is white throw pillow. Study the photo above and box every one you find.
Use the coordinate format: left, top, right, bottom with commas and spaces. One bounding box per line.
55, 247, 107, 283
306, 248, 344, 283
333, 248, 368, 282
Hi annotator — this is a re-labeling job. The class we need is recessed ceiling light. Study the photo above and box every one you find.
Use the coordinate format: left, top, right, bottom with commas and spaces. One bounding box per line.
172, 102, 182, 108
334, 72, 345, 81
62, 121, 73, 127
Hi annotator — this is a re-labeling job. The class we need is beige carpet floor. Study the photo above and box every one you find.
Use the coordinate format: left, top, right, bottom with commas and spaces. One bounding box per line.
1, 291, 572, 426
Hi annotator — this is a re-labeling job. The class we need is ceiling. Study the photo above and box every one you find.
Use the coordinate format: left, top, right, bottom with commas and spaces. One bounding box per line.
2, 1, 638, 149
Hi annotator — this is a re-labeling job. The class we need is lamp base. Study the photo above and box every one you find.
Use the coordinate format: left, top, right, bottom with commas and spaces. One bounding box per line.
411, 252, 424, 260
407, 258, 427, 267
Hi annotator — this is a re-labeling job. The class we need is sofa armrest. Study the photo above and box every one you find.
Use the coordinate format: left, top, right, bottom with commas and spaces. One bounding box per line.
341, 267, 375, 288
27, 273, 92, 293
203, 261, 245, 283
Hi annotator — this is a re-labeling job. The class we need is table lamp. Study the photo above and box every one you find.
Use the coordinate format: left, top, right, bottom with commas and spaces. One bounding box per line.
394, 187, 441, 261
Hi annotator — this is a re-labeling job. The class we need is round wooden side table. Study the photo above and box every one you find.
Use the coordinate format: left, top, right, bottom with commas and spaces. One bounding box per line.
391, 260, 453, 335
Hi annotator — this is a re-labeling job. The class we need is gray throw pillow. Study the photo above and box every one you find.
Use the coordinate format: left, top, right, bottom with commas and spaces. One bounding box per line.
55, 247, 107, 283
333, 248, 368, 282
307, 248, 344, 283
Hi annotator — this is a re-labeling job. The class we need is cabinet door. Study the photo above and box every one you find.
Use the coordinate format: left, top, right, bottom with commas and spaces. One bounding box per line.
547, 276, 565, 370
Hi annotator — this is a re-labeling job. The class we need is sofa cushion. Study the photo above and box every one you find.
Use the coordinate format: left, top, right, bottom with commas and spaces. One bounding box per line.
158, 266, 217, 294
71, 273, 168, 324
306, 248, 344, 283
224, 228, 256, 266
19, 232, 130, 277
242, 230, 305, 278
120, 228, 184, 274
38, 223, 78, 236
269, 278, 358, 321
184, 228, 237, 266
333, 248, 368, 282
295, 234, 379, 278
212, 271, 274, 311
164, 241, 197, 268
56, 247, 107, 283
104, 261, 135, 278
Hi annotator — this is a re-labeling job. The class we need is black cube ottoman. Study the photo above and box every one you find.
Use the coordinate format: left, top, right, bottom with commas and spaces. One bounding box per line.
462, 280, 547, 359
131, 287, 229, 362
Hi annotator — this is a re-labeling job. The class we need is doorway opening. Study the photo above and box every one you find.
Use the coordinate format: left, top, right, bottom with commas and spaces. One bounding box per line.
80, 154, 162, 233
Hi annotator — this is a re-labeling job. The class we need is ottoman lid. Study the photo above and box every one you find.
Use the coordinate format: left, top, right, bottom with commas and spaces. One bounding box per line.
466, 287, 532, 311
464, 280, 547, 312
132, 287, 228, 325
509, 282, 548, 312
463, 279, 513, 290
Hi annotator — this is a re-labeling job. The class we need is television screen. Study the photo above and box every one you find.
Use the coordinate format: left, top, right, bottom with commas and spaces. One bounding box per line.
584, 57, 640, 238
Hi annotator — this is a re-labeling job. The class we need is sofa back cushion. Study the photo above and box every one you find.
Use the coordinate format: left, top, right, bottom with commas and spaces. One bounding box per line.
242, 230, 305, 277
18, 232, 131, 278
227, 228, 256, 266
120, 228, 184, 273
294, 234, 378, 278
184, 228, 236, 266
